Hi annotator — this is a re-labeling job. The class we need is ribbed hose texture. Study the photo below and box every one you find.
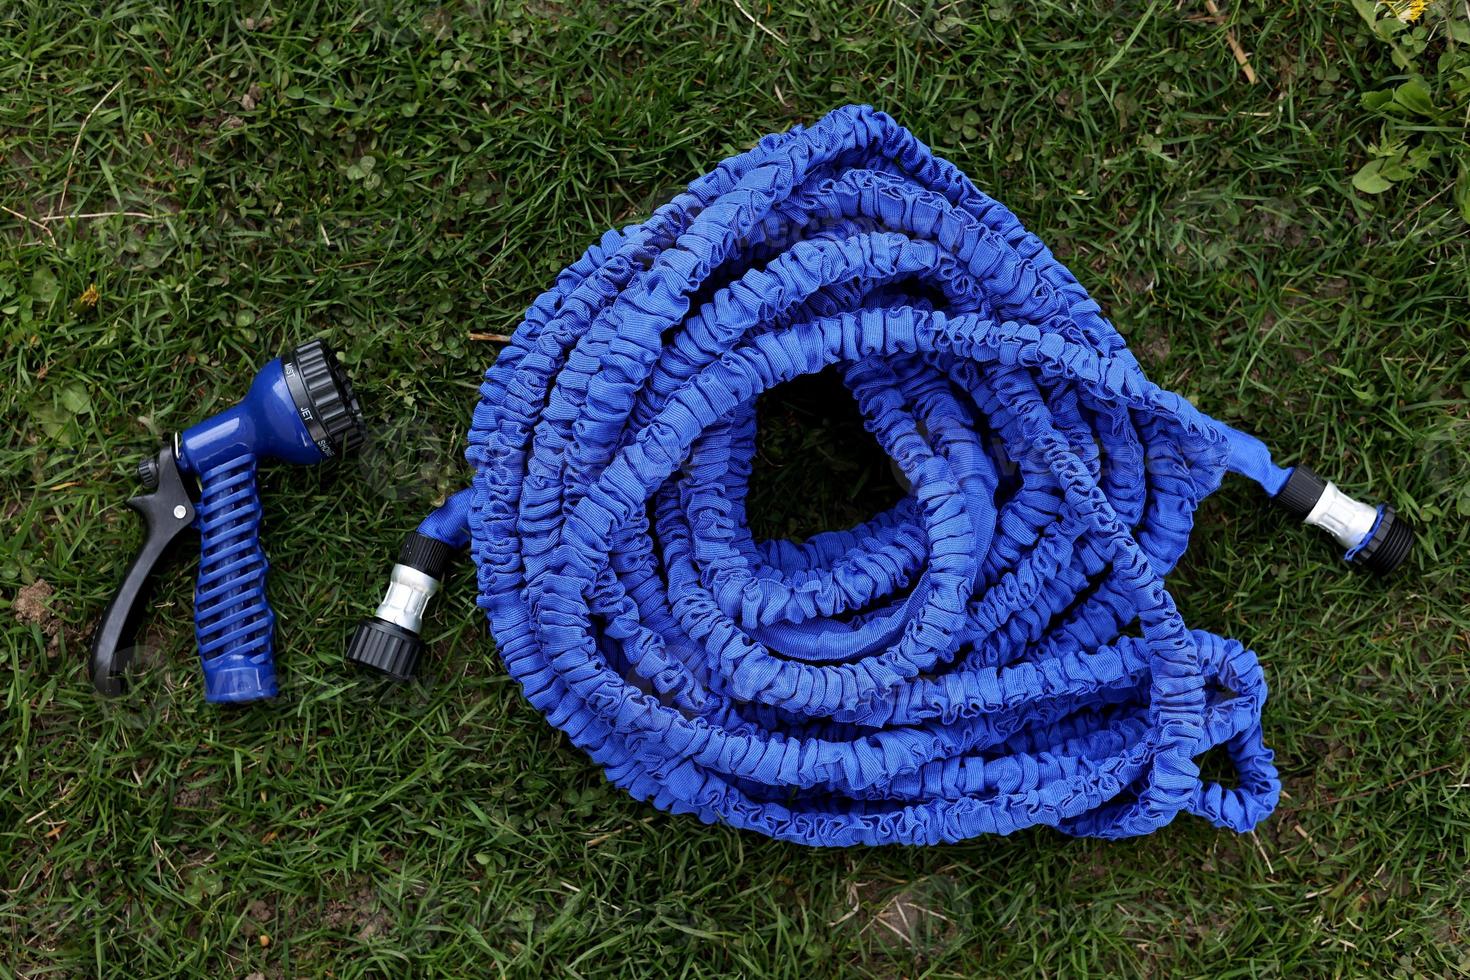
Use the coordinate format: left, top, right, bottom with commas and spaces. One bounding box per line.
463, 105, 1280, 846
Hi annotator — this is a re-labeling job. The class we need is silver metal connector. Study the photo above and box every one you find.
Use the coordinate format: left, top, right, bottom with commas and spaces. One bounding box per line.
374, 563, 441, 633
1303, 482, 1380, 551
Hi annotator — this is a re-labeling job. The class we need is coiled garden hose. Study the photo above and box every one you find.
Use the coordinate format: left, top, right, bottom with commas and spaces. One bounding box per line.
348, 105, 1410, 846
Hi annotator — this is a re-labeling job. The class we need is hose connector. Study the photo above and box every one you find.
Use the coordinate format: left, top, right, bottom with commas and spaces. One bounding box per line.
346, 532, 459, 680
1273, 465, 1413, 574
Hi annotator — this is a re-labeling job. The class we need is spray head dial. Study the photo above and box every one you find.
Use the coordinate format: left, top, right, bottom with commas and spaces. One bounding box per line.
281, 339, 365, 460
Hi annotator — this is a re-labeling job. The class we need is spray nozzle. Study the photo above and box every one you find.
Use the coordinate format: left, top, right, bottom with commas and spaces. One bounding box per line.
90, 338, 366, 702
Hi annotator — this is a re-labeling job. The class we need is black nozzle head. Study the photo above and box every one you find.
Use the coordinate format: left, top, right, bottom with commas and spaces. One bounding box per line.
1352, 506, 1414, 576
346, 616, 423, 681
282, 338, 366, 460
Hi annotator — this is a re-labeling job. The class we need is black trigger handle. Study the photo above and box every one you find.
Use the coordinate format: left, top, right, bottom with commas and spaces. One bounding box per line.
89, 444, 197, 696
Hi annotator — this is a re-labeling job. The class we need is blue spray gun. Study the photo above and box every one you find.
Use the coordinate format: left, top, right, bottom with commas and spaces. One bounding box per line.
90, 339, 365, 703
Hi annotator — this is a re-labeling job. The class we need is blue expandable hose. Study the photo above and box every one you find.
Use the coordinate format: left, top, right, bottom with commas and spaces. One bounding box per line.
383, 105, 1412, 846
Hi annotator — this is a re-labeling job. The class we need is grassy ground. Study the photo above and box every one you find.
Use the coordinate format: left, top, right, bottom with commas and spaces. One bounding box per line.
3, 0, 1469, 976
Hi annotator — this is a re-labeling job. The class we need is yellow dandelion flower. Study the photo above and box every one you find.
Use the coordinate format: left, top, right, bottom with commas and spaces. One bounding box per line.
1383, 0, 1429, 21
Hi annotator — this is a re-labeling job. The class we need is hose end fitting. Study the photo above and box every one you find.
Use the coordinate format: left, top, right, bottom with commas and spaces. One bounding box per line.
346, 615, 424, 681
346, 532, 458, 681
1348, 506, 1414, 575
1274, 465, 1413, 574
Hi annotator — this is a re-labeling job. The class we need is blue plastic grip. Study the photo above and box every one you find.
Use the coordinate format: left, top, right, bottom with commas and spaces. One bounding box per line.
175, 357, 315, 703
193, 454, 278, 702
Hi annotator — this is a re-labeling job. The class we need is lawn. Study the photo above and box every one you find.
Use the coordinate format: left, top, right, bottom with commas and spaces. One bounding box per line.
3, 0, 1469, 976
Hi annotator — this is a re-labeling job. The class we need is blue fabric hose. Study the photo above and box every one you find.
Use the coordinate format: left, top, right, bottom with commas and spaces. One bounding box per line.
455, 105, 1285, 846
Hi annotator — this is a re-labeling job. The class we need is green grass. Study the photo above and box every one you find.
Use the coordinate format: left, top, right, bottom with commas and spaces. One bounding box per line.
3, 0, 1469, 976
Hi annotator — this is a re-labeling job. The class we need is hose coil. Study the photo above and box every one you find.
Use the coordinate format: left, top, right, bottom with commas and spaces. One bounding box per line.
463, 105, 1281, 845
